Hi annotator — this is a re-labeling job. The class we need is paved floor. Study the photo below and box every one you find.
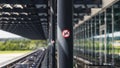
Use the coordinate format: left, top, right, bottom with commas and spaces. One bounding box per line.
0, 53, 24, 66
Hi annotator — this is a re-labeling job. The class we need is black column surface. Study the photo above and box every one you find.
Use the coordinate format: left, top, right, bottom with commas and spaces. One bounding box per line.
57, 0, 73, 68
50, 0, 56, 68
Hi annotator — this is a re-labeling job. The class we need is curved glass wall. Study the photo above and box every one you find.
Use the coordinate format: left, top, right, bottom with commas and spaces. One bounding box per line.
74, 1, 120, 67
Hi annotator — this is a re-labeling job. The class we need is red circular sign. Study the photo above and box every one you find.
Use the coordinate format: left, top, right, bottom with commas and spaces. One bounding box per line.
62, 29, 70, 38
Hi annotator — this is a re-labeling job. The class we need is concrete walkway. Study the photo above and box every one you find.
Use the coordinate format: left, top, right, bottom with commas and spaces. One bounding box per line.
0, 53, 24, 66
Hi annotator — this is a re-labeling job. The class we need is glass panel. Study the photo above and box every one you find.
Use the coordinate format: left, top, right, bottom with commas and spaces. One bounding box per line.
106, 6, 113, 64
73, 1, 120, 67
113, 1, 120, 66
94, 15, 100, 64
99, 12, 106, 65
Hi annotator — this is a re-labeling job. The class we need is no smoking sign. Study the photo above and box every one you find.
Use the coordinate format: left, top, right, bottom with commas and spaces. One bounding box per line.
62, 29, 70, 38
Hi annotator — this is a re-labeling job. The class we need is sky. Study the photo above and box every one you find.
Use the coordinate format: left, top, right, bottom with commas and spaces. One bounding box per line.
0, 30, 22, 38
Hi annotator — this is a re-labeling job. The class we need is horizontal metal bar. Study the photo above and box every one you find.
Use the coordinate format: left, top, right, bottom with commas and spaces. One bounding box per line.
0, 49, 44, 68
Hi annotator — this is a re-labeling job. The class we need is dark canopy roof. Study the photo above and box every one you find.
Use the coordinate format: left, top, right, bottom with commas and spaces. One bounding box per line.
0, 0, 102, 40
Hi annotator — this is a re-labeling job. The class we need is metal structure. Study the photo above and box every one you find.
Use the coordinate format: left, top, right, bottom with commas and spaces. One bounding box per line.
0, 0, 49, 39
0, 0, 104, 68
74, 0, 120, 68
0, 49, 46, 68
0, 0, 102, 39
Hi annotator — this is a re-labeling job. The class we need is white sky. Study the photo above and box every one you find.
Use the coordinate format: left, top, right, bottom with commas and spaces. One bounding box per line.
0, 30, 22, 38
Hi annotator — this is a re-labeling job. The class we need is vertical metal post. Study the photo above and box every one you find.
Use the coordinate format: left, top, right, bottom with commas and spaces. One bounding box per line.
51, 6, 56, 68
83, 24, 85, 57
99, 14, 102, 65
94, 16, 97, 64
111, 5, 114, 67
88, 21, 90, 61
104, 10, 107, 64
91, 19, 93, 62
50, 15, 56, 68
50, 0, 56, 68
85, 23, 86, 57
57, 0, 73, 68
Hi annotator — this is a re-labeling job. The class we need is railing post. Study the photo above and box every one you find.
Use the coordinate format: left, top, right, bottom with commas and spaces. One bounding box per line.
49, 0, 57, 68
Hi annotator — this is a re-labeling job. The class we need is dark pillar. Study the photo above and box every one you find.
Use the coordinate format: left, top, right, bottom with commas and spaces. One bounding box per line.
57, 0, 73, 68
50, 0, 56, 68
51, 13, 56, 68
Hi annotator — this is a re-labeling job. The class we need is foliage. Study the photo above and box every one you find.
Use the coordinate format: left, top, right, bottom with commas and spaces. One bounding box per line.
0, 39, 47, 51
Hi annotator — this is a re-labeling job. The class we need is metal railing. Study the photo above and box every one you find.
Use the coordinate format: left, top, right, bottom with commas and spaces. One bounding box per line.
0, 48, 46, 68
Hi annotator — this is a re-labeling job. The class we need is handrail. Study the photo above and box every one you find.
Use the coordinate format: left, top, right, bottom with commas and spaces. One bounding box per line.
74, 56, 93, 65
0, 49, 40, 68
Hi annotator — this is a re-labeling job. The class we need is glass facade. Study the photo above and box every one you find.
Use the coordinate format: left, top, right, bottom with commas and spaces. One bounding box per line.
74, 1, 120, 67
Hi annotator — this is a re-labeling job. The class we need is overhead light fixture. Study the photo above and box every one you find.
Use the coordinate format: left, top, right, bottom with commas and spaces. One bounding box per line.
18, 22, 21, 24
2, 12, 11, 16
0, 6, 2, 9
12, 18, 17, 20
2, 17, 9, 20
74, 13, 77, 16
36, 4, 47, 8
38, 13, 47, 16
28, 18, 31, 20
3, 4, 13, 9
12, 12, 19, 15
11, 21, 15, 24
40, 19, 47, 21
14, 4, 23, 9
5, 21, 8, 24
21, 18, 24, 20
21, 12, 28, 15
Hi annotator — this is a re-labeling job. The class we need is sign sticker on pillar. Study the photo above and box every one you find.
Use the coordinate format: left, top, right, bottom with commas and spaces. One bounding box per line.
62, 29, 70, 38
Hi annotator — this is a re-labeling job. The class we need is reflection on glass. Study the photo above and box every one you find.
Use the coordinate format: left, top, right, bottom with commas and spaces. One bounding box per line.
73, 0, 120, 67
